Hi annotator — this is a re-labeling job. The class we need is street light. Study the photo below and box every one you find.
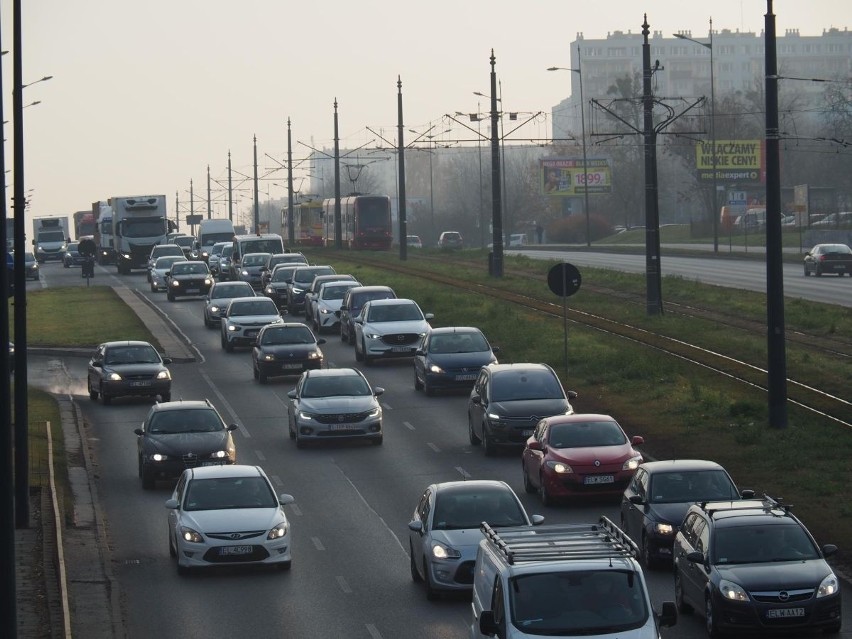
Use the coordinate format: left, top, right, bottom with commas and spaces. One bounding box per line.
21, 75, 52, 90
548, 44, 591, 247
675, 20, 718, 253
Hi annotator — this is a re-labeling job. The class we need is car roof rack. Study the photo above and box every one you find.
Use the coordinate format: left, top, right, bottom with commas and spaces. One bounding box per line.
479, 516, 638, 565
699, 494, 793, 518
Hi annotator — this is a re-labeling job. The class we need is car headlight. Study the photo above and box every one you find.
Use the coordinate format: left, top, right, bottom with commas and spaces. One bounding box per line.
307, 351, 321, 360
265, 287, 274, 295
718, 579, 749, 602
156, 370, 171, 380
545, 460, 574, 474
262, 354, 276, 361
622, 454, 643, 471
365, 332, 382, 340
180, 526, 204, 543
150, 453, 168, 462
297, 411, 317, 421
268, 521, 289, 540
208, 450, 228, 459
171, 280, 180, 287
228, 324, 239, 332
428, 364, 445, 374
210, 305, 221, 313
320, 308, 332, 315
241, 270, 249, 277
431, 542, 461, 560
204, 278, 213, 286
817, 573, 839, 598
292, 286, 305, 294
654, 522, 674, 535
367, 406, 381, 418
107, 372, 122, 381
486, 412, 502, 422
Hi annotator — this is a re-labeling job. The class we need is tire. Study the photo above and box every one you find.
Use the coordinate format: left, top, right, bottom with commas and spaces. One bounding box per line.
225, 338, 234, 353
176, 561, 190, 576
539, 473, 553, 507
354, 340, 364, 362
150, 283, 157, 292
167, 293, 175, 302
340, 326, 347, 342
815, 266, 823, 277
804, 265, 810, 276
482, 427, 496, 457
63, 262, 69, 268
674, 570, 692, 614
140, 461, 155, 490
288, 424, 296, 440
253, 364, 259, 380
258, 369, 268, 384
346, 326, 355, 346
221, 334, 227, 349
423, 377, 434, 396
101, 387, 112, 405
276, 561, 292, 571
423, 558, 439, 601
161, 392, 171, 402
414, 368, 423, 391
705, 594, 721, 638
641, 534, 658, 570
522, 463, 536, 493
88, 380, 99, 401
409, 543, 423, 582
295, 435, 305, 449
468, 416, 481, 445
168, 531, 177, 558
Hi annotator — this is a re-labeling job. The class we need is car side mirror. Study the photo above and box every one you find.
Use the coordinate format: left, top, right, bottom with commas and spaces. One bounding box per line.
162, 357, 173, 365
567, 390, 578, 399
740, 489, 755, 499
628, 494, 645, 506
491, 345, 501, 353
415, 348, 425, 356
91, 360, 103, 368
530, 514, 545, 526
278, 493, 295, 506
424, 312, 435, 320
164, 499, 179, 510
470, 394, 482, 405
374, 387, 385, 396
658, 601, 678, 628
287, 390, 297, 399
527, 440, 542, 451
407, 520, 423, 533
227, 424, 238, 431
685, 550, 705, 565
822, 544, 838, 558
317, 338, 326, 345
133, 428, 144, 436
631, 435, 644, 445
165, 271, 170, 277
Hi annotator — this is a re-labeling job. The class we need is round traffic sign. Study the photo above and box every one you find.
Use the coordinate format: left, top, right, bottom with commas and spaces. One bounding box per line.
547, 263, 581, 297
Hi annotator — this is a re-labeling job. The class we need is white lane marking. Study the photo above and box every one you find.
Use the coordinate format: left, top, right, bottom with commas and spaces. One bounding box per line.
289, 503, 303, 517
311, 537, 325, 551
455, 467, 471, 479
403, 421, 415, 431
199, 369, 250, 438
337, 466, 407, 555
366, 624, 382, 639
336, 576, 352, 593
255, 450, 266, 461
270, 474, 284, 487
427, 442, 440, 453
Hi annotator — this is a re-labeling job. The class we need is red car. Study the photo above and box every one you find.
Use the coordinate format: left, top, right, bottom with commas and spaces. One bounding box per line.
521, 414, 644, 506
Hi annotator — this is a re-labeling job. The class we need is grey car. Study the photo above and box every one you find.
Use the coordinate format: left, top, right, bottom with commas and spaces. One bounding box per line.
203, 281, 256, 328
287, 368, 384, 447
353, 298, 433, 365
87, 340, 172, 405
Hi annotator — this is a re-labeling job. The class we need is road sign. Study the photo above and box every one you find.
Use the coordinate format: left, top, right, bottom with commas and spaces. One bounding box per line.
547, 263, 581, 297
186, 214, 203, 225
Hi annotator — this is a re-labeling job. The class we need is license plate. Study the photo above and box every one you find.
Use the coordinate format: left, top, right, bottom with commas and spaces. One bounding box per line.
201, 461, 223, 467
521, 430, 534, 437
584, 475, 614, 485
391, 346, 411, 353
329, 424, 358, 431
129, 381, 151, 387
185, 288, 200, 294
767, 608, 804, 619
455, 374, 477, 381
245, 330, 258, 337
220, 545, 253, 556
282, 363, 303, 369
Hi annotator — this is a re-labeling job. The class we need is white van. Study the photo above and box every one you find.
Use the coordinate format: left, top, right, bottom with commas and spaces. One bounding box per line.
734, 207, 766, 231
508, 233, 528, 247
470, 518, 676, 639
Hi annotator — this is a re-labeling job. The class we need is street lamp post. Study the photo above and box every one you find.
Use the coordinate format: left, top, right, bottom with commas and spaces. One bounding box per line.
548, 44, 591, 247
675, 20, 718, 253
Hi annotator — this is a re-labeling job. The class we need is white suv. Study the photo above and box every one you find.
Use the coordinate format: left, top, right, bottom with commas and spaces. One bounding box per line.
353, 298, 433, 366
470, 517, 677, 639
220, 296, 283, 352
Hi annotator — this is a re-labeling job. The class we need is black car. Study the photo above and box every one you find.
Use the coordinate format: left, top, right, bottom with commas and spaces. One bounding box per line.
260, 252, 308, 288
23, 251, 39, 280
251, 323, 325, 383
467, 363, 577, 455
803, 243, 852, 277
134, 399, 237, 489
165, 260, 214, 301
673, 495, 841, 637
62, 242, 88, 267
263, 265, 299, 310
337, 285, 396, 345
87, 340, 172, 404
620, 459, 752, 569
413, 326, 499, 395
287, 265, 336, 314
203, 281, 255, 328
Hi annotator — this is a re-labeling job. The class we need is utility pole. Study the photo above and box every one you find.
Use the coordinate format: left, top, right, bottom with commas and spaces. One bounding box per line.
333, 99, 342, 249
253, 135, 260, 234
227, 151, 233, 222
287, 119, 295, 246
489, 50, 503, 277
397, 77, 408, 261
642, 15, 663, 316
206, 165, 212, 219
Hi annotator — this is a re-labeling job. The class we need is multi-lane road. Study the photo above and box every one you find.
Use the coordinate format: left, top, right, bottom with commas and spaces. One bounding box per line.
28, 257, 851, 638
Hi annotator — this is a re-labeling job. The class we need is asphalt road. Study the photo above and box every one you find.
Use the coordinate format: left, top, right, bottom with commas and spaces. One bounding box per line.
30, 259, 852, 639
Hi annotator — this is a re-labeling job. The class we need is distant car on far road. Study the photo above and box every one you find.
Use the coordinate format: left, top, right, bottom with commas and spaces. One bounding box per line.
438, 231, 464, 249
406, 235, 423, 249
803, 243, 852, 277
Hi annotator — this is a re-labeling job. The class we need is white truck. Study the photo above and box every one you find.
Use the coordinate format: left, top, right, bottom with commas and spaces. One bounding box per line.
32, 216, 70, 263
110, 195, 173, 274
93, 201, 115, 265
196, 218, 236, 262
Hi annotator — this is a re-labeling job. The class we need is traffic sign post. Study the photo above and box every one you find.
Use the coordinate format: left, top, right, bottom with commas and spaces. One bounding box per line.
547, 263, 581, 378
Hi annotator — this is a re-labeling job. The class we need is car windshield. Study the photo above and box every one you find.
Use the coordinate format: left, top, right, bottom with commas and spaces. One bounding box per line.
183, 477, 277, 511
429, 331, 489, 354
174, 237, 194, 247
492, 371, 564, 401
272, 268, 297, 282
155, 256, 186, 269
66, 243, 80, 252
243, 253, 271, 266
510, 570, 647, 634
351, 291, 394, 310
260, 326, 314, 346
367, 303, 422, 322
104, 345, 160, 365
231, 301, 277, 316
432, 489, 526, 530
818, 244, 852, 255
147, 409, 223, 434
713, 523, 819, 564
294, 267, 334, 285
320, 284, 355, 300
647, 470, 738, 504
212, 284, 252, 300
171, 263, 208, 275
548, 420, 626, 448
300, 375, 370, 398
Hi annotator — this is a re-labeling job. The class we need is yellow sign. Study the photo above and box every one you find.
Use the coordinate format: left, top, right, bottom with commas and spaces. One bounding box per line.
541, 158, 612, 196
696, 139, 765, 183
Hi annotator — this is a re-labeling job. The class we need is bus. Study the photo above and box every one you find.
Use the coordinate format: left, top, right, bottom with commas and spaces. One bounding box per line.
322, 195, 393, 250
284, 200, 324, 246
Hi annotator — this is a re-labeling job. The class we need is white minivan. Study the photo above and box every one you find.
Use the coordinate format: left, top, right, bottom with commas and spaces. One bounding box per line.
470, 518, 677, 639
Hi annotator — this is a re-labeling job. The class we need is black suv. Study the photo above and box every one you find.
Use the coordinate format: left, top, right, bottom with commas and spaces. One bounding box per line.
467, 363, 577, 456
286, 265, 336, 315
673, 495, 841, 636
337, 285, 396, 345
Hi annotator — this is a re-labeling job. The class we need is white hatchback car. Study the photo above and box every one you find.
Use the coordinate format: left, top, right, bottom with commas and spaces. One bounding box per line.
165, 465, 295, 574
311, 280, 361, 334
353, 298, 433, 366
220, 296, 283, 352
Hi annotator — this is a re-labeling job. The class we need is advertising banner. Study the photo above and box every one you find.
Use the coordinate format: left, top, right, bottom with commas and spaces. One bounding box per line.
541, 158, 612, 196
696, 139, 765, 184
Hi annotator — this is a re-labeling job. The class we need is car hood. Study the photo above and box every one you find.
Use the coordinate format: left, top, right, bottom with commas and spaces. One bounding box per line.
364, 319, 430, 334
716, 559, 833, 590
104, 363, 167, 376
643, 502, 694, 526
489, 398, 571, 418
182, 507, 285, 533
428, 352, 495, 368
171, 273, 210, 281
143, 431, 232, 455
259, 344, 320, 357
546, 443, 636, 468
318, 300, 344, 311
227, 314, 281, 324
430, 528, 485, 557
299, 396, 377, 413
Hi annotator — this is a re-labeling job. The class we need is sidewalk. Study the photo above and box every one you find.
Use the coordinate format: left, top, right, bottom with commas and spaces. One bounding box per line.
16, 286, 196, 638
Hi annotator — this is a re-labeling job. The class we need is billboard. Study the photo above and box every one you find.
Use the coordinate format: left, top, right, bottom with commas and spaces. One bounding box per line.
541, 158, 612, 196
696, 139, 765, 184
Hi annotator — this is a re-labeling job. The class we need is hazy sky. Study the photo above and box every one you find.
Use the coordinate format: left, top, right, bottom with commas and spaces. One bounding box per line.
3, 0, 850, 229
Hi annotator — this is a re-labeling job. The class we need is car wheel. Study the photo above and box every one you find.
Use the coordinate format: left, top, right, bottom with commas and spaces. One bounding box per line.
140, 459, 154, 490
414, 368, 423, 391
288, 424, 296, 440
482, 427, 496, 457
354, 340, 364, 362
340, 326, 347, 342
705, 594, 721, 638
409, 542, 422, 582
539, 473, 553, 507
225, 338, 234, 353
168, 530, 176, 558
468, 415, 481, 445
423, 377, 434, 396
101, 386, 112, 405
522, 462, 536, 494
176, 559, 190, 576
252, 363, 259, 380
674, 570, 692, 614
276, 560, 292, 571
63, 262, 69, 269
88, 380, 99, 401
804, 265, 810, 276
295, 434, 305, 449
161, 392, 171, 402
641, 534, 658, 570
167, 293, 175, 302
423, 557, 439, 601
258, 369, 268, 384
815, 265, 822, 277
347, 326, 355, 346
150, 283, 157, 292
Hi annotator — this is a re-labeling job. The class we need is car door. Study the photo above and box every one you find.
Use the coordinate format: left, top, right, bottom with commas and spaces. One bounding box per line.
167, 471, 188, 535
621, 468, 649, 541
678, 513, 708, 608
413, 332, 430, 382
469, 368, 490, 440
87, 344, 106, 389
409, 488, 432, 578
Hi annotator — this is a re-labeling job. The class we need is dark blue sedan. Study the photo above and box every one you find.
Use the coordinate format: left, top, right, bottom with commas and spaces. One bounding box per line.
413, 326, 499, 396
